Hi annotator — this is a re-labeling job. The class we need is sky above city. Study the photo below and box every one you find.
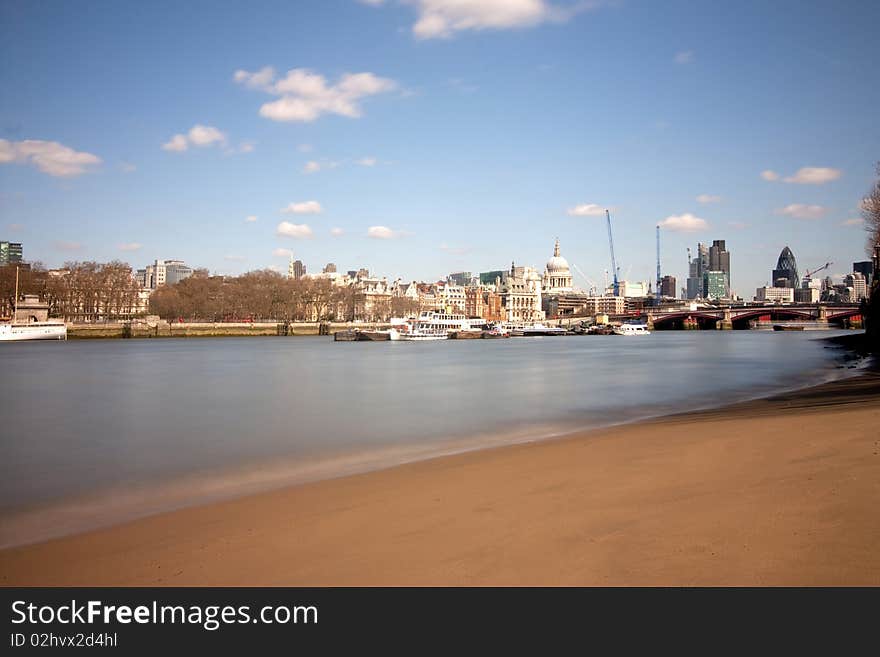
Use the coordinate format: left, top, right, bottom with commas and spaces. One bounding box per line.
1, 0, 878, 296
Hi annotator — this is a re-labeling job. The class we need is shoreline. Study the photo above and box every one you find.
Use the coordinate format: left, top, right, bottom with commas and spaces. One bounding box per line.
0, 334, 867, 550
1, 343, 878, 586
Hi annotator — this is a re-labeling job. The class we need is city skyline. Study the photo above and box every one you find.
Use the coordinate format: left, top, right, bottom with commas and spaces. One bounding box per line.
1, 1, 879, 295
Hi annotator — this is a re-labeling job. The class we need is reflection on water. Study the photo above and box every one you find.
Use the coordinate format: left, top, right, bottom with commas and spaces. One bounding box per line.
0, 331, 858, 546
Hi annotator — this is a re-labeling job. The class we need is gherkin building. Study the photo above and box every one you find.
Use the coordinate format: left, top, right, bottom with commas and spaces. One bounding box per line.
772, 246, 799, 288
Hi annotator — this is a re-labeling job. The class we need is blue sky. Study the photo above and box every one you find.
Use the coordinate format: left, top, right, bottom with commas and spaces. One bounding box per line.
1, 0, 878, 296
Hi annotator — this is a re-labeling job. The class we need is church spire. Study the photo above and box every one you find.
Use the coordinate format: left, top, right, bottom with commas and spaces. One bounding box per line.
554, 238, 560, 258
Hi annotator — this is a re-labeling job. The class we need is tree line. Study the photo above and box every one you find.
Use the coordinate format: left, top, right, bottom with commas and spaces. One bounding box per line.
147, 269, 419, 322
0, 261, 142, 322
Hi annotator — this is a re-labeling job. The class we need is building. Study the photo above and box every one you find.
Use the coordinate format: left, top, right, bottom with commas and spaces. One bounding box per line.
614, 280, 649, 298
447, 271, 472, 287
479, 270, 505, 287
288, 257, 305, 280
499, 262, 544, 322
0, 241, 23, 266
772, 246, 799, 288
432, 281, 466, 312
323, 263, 337, 274
853, 261, 873, 288
660, 275, 677, 298
544, 294, 625, 318
708, 240, 731, 297
542, 239, 573, 294
844, 273, 868, 301
140, 259, 193, 289
756, 286, 795, 303
794, 287, 820, 303
464, 287, 503, 321
705, 271, 727, 300
686, 242, 709, 299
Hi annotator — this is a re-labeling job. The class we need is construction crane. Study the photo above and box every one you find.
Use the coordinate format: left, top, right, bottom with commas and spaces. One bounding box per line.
803, 261, 832, 283
605, 209, 620, 296
655, 225, 662, 306
571, 262, 598, 296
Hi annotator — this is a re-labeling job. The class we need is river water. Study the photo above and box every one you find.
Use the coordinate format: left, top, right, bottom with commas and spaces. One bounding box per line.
0, 331, 860, 546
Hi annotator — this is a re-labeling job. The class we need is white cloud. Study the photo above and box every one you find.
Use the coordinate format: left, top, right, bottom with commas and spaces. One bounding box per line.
120, 162, 136, 173
567, 203, 607, 217
356, 157, 377, 167
235, 67, 397, 122
330, 227, 345, 237
357, 0, 386, 6
245, 215, 258, 223
238, 141, 256, 153
297, 143, 313, 153
782, 167, 842, 185
761, 170, 779, 181
162, 125, 226, 152
273, 247, 293, 257
281, 200, 323, 214
401, 0, 593, 39
658, 213, 708, 232
8, 223, 23, 232
118, 242, 142, 252
0, 139, 101, 177
233, 66, 276, 89
841, 217, 864, 226
55, 241, 83, 251
224, 255, 246, 262
162, 134, 189, 152
728, 221, 749, 230
775, 204, 827, 220
276, 222, 314, 239
696, 194, 721, 204
674, 50, 694, 64
303, 160, 322, 174
368, 225, 405, 239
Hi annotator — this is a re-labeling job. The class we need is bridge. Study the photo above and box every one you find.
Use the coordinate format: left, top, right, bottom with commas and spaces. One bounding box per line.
643, 303, 863, 330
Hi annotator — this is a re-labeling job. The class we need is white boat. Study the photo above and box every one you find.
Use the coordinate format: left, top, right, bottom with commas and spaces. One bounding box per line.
394, 311, 484, 341
0, 267, 67, 341
0, 321, 67, 341
613, 322, 651, 336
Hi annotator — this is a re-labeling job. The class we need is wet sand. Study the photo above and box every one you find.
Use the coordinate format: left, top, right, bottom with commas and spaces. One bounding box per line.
2, 368, 879, 586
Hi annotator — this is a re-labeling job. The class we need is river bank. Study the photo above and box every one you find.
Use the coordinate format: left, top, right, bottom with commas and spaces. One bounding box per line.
66, 320, 389, 339
2, 350, 877, 586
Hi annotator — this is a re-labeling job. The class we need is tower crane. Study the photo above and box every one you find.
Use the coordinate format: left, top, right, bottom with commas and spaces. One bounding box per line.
803, 261, 833, 285
656, 225, 662, 306
605, 209, 620, 296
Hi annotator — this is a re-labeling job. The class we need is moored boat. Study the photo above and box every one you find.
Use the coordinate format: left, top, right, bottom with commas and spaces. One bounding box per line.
612, 322, 651, 336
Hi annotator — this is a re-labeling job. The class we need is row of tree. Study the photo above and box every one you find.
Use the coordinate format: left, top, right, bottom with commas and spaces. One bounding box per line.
0, 261, 143, 322
147, 269, 419, 322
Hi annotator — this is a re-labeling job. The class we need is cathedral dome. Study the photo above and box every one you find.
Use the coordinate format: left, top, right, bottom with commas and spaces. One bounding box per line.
545, 239, 570, 273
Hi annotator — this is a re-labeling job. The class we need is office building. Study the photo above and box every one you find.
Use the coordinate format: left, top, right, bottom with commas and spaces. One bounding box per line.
853, 261, 873, 287
660, 275, 677, 298
0, 241, 23, 266
772, 246, 799, 288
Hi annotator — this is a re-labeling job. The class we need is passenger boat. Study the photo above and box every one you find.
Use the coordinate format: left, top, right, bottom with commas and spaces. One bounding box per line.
395, 311, 484, 341
772, 324, 805, 331
0, 268, 67, 342
0, 321, 68, 341
334, 329, 359, 341
612, 322, 651, 336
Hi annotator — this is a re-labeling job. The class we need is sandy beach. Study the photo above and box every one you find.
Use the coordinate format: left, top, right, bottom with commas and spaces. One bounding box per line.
2, 366, 879, 586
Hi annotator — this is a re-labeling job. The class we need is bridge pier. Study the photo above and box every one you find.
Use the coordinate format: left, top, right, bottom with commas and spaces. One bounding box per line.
717, 307, 733, 330
645, 313, 654, 330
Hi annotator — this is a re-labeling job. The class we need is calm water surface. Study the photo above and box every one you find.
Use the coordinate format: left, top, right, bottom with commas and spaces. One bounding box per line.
0, 331, 859, 546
